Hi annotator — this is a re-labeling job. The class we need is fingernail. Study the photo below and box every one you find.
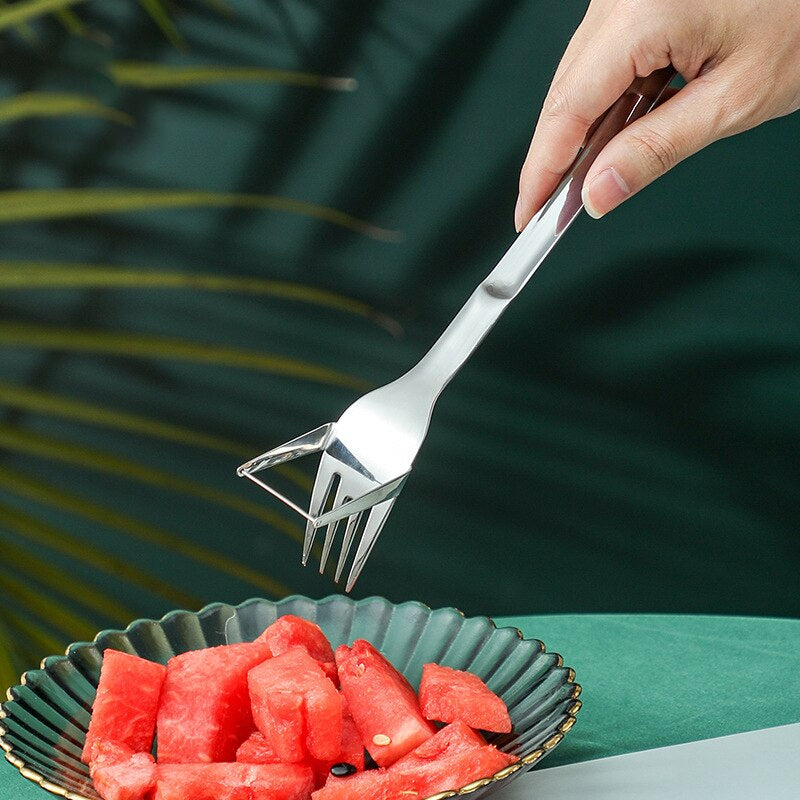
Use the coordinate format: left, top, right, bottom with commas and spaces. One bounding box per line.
514, 194, 524, 233
582, 167, 629, 219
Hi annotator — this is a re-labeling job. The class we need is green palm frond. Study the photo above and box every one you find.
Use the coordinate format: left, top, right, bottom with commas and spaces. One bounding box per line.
137, 0, 186, 51
0, 525, 139, 624
0, 0, 87, 31
1, 607, 64, 662
0, 0, 37, 42
0, 380, 252, 457
0, 380, 312, 491
0, 262, 401, 335
0, 567, 99, 642
0, 465, 289, 598
0, 498, 202, 610
0, 613, 18, 688
109, 62, 358, 92
0, 93, 132, 125
0, 189, 399, 241
0, 423, 302, 543
0, 322, 369, 389
55, 6, 84, 34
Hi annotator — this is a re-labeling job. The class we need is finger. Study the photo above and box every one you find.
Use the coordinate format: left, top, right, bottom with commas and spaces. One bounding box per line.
581, 71, 735, 218
551, 1, 609, 86
516, 15, 658, 231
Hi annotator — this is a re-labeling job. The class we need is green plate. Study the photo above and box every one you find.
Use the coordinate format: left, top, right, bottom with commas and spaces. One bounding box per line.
0, 596, 581, 799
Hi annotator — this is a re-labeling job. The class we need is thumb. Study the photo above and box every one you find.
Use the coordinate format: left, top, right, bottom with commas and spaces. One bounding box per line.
582, 71, 734, 218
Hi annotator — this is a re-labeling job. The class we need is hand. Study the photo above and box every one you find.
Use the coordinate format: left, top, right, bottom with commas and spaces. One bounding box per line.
515, 0, 800, 229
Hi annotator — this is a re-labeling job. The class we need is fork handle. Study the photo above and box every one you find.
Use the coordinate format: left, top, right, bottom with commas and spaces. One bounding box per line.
407, 67, 676, 397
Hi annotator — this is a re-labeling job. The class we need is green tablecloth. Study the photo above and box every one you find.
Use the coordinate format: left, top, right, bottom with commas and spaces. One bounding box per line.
2, 613, 799, 798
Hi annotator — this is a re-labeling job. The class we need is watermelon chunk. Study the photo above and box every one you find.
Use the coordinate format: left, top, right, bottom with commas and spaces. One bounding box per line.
396, 743, 518, 796
238, 703, 364, 789
309, 708, 366, 788
393, 720, 486, 764
312, 768, 423, 800
88, 742, 157, 800
236, 731, 281, 764
319, 722, 518, 800
249, 647, 342, 762
390, 722, 518, 797
156, 641, 270, 763
82, 650, 166, 764
256, 616, 335, 664
155, 763, 314, 800
418, 663, 512, 733
335, 640, 434, 767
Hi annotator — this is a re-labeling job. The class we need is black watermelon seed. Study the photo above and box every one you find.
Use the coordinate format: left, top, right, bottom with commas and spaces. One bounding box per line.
364, 751, 378, 770
330, 762, 357, 777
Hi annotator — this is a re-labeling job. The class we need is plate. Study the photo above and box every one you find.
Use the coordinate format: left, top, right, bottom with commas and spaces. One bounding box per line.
0, 595, 581, 800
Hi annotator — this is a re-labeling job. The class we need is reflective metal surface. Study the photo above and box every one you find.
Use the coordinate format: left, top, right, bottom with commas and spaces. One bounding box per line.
239, 68, 675, 589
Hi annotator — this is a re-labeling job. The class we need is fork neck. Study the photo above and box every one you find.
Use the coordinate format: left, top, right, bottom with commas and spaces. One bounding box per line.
404, 70, 675, 402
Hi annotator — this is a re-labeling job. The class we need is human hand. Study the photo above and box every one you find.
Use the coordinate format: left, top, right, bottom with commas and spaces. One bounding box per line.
515, 0, 800, 229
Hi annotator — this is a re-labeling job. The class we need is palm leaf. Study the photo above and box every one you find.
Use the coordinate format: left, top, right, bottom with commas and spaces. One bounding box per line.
0, 380, 252, 457
0, 614, 18, 688
0, 322, 370, 389
0, 525, 139, 624
0, 498, 202, 609
0, 189, 399, 241
0, 0, 37, 42
0, 465, 290, 598
0, 261, 400, 334
0, 567, 99, 642
137, 0, 187, 52
0, 92, 132, 125
0, 380, 312, 490
55, 6, 84, 34
109, 62, 358, 92
0, 0, 87, 31
1, 607, 64, 661
0, 422, 302, 542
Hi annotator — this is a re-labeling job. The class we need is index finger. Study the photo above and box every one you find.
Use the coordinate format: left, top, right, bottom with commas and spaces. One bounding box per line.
516, 15, 658, 229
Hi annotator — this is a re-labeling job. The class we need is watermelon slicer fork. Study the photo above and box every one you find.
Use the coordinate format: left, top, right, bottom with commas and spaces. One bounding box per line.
238, 68, 675, 591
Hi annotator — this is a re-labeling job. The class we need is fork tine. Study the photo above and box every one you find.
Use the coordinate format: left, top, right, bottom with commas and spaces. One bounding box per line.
319, 485, 350, 574
334, 512, 361, 583
302, 460, 337, 566
318, 518, 339, 574
345, 498, 396, 591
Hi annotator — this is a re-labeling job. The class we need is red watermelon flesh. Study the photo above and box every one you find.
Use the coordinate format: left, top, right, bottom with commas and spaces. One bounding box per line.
256, 616, 335, 665
319, 662, 339, 687
82, 650, 166, 764
389, 723, 518, 797
335, 640, 434, 767
393, 720, 486, 765
88, 742, 157, 800
309, 710, 366, 788
249, 647, 342, 762
393, 743, 518, 797
236, 731, 281, 764
418, 663, 512, 733
262, 691, 305, 763
312, 768, 423, 800
154, 763, 314, 800
156, 641, 270, 763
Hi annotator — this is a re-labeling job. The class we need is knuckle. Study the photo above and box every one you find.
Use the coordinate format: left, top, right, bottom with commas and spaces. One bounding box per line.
630, 125, 679, 175
541, 84, 572, 121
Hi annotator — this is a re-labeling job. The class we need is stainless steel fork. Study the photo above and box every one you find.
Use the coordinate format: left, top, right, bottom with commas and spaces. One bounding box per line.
238, 68, 675, 590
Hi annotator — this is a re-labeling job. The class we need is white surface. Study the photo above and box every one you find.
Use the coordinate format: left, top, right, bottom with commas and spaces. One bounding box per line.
496, 724, 800, 799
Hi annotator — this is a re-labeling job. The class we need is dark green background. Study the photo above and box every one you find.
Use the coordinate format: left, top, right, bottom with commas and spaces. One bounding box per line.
0, 0, 798, 683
